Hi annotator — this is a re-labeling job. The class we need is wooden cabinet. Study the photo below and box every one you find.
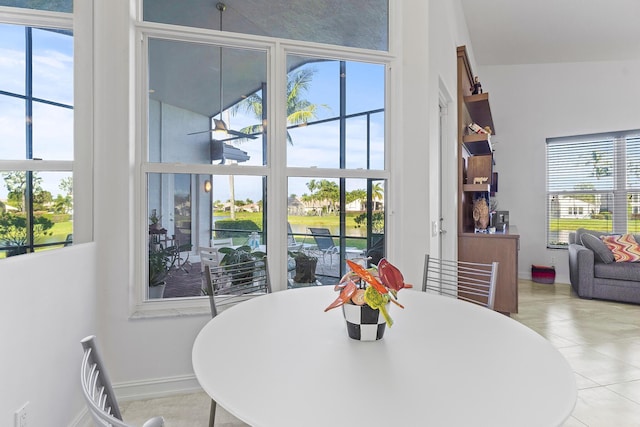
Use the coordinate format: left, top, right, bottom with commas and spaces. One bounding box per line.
457, 46, 519, 314
458, 228, 519, 313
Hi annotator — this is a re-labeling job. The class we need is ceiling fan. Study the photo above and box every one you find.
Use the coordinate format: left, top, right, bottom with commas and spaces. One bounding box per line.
188, 2, 257, 141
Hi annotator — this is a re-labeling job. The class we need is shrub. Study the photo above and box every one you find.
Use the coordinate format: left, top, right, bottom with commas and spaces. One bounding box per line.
214, 219, 260, 239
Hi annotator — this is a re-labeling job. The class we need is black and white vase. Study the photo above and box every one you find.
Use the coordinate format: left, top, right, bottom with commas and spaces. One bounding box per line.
342, 303, 388, 341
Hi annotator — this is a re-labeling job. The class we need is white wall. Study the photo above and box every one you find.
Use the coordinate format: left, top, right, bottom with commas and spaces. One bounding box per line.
394, 0, 472, 284
0, 243, 96, 427
0, 2, 478, 425
479, 60, 640, 283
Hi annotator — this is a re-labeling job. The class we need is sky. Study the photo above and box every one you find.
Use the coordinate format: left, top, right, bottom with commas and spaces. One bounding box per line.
0, 22, 385, 204
0, 23, 73, 200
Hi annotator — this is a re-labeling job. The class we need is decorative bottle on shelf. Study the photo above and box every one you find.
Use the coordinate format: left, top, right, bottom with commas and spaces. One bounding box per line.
249, 232, 259, 250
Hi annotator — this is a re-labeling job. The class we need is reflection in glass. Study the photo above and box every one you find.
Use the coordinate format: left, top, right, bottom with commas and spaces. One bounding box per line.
0, 23, 26, 96
287, 177, 385, 287
32, 102, 73, 160
286, 56, 385, 170
0, 95, 26, 160
0, 170, 73, 258
147, 38, 267, 166
143, 0, 388, 51
32, 28, 74, 104
0, 0, 71, 12
147, 172, 266, 299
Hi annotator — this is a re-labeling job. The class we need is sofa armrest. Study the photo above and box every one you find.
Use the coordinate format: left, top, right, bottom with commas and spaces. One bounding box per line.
568, 243, 595, 298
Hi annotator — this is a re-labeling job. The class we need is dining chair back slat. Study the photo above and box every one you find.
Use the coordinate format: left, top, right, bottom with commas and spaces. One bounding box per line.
422, 254, 498, 310
204, 257, 272, 318
80, 335, 165, 427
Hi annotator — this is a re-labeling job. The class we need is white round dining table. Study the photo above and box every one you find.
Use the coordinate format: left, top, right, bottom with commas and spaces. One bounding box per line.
192, 286, 576, 427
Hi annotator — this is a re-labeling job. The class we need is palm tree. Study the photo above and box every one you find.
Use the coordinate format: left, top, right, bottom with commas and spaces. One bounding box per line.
231, 67, 330, 144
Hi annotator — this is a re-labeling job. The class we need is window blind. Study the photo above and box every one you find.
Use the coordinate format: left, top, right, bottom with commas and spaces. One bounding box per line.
546, 130, 640, 248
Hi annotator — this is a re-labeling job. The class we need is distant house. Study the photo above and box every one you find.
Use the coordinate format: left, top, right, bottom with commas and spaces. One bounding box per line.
345, 198, 384, 212
551, 195, 601, 219
287, 196, 305, 215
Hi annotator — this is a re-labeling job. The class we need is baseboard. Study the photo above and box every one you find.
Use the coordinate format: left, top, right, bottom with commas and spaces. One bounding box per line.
114, 373, 203, 402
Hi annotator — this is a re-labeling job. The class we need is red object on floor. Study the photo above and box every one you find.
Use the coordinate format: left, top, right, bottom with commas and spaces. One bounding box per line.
531, 265, 556, 284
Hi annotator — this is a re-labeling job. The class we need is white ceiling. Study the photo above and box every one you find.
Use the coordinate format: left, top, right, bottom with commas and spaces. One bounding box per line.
460, 0, 640, 65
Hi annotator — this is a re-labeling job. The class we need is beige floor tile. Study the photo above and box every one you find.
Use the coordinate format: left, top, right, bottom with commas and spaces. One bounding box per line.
571, 386, 640, 427
119, 280, 640, 426
558, 345, 640, 385
608, 380, 640, 405
121, 392, 248, 427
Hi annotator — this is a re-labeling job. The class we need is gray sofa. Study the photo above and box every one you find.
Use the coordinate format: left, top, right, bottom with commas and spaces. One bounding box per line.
568, 228, 640, 303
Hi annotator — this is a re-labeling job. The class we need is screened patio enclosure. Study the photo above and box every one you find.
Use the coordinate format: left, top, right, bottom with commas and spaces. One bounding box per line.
145, 38, 387, 299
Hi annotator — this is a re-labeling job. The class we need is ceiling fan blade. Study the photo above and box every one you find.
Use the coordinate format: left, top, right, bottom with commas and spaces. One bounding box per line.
187, 129, 213, 136
228, 129, 257, 139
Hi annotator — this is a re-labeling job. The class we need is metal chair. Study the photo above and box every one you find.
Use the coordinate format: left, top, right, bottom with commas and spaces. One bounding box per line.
202, 256, 271, 426
308, 227, 339, 265
80, 335, 164, 427
422, 254, 498, 310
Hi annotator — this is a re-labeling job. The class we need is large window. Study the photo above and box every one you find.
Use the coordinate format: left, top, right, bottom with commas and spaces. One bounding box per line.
139, 4, 390, 304
546, 130, 640, 247
0, 20, 74, 258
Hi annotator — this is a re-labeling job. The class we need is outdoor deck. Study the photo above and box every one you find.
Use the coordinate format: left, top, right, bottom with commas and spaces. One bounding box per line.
161, 255, 348, 299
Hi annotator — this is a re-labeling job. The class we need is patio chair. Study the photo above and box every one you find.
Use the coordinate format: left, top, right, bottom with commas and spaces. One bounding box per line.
422, 254, 498, 310
80, 335, 164, 427
308, 227, 339, 265
202, 256, 271, 427
199, 238, 234, 274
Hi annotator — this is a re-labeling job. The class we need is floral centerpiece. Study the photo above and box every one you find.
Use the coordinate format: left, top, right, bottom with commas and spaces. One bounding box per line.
325, 258, 412, 340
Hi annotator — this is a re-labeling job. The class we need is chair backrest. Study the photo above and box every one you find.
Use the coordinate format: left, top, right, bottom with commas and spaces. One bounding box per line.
204, 256, 272, 317
81, 335, 124, 426
80, 336, 164, 427
287, 222, 297, 246
199, 238, 234, 273
212, 237, 234, 247
422, 254, 498, 310
308, 227, 336, 251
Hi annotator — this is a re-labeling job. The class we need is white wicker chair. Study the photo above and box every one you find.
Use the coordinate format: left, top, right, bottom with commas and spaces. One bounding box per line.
80, 335, 164, 427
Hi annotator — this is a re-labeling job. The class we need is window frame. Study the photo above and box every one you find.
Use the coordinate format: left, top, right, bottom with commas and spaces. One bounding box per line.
133, 16, 393, 317
0, 7, 76, 257
546, 129, 640, 248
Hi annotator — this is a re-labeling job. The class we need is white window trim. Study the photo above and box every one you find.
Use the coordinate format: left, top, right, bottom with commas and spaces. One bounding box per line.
131, 15, 395, 318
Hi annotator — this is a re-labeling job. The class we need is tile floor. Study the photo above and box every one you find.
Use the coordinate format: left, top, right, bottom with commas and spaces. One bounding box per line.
121, 280, 640, 426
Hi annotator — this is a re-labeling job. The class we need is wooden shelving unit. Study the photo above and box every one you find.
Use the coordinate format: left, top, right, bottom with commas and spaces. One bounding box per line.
462, 133, 493, 155
456, 45, 519, 315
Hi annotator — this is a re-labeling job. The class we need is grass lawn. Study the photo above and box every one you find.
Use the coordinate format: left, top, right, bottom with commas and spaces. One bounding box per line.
214, 211, 373, 249
549, 218, 640, 233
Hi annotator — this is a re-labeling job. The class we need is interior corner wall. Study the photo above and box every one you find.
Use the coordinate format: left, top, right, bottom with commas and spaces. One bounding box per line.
478, 60, 640, 283
395, 0, 472, 285
0, 243, 97, 427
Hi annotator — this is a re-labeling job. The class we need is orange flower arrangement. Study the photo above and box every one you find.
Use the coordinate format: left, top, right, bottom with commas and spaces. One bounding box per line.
324, 258, 412, 327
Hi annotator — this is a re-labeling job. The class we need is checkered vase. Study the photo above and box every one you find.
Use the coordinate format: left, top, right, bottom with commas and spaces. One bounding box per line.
342, 303, 388, 341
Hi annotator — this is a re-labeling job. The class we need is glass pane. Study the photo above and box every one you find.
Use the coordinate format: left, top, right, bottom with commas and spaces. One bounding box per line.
32, 101, 73, 160
0, 0, 71, 12
148, 38, 267, 166
547, 193, 614, 247
287, 177, 385, 287
0, 95, 26, 160
143, 0, 388, 51
0, 170, 73, 258
0, 23, 26, 96
32, 28, 74, 104
629, 192, 640, 234
147, 172, 265, 299
286, 56, 385, 170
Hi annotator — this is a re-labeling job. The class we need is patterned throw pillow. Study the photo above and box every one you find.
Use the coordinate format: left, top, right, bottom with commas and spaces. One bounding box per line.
600, 234, 640, 262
